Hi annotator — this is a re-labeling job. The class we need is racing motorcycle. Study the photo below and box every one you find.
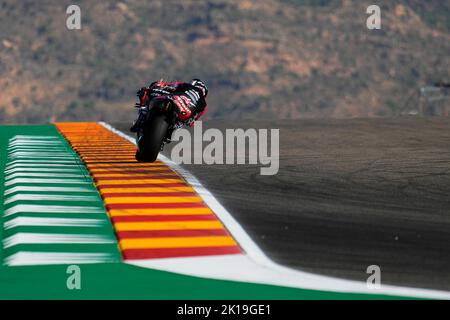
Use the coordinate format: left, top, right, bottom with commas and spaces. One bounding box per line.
133, 96, 191, 162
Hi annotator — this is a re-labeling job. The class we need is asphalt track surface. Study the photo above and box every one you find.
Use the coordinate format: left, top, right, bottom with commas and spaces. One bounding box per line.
113, 117, 450, 291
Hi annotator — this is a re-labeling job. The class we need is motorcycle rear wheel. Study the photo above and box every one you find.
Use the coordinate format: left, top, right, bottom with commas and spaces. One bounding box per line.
135, 113, 169, 162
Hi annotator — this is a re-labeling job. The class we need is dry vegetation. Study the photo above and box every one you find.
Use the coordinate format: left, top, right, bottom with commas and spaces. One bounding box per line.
0, 0, 449, 123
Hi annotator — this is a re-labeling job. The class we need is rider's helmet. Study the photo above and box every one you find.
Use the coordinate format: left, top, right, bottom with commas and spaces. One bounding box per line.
191, 79, 208, 97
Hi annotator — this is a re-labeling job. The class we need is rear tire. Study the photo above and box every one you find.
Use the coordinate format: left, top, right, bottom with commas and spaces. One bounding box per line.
135, 113, 169, 162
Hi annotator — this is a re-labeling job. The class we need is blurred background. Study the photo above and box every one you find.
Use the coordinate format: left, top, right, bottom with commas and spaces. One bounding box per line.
0, 0, 449, 124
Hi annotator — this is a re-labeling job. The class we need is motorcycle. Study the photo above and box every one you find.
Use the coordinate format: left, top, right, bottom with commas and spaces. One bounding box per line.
133, 97, 191, 162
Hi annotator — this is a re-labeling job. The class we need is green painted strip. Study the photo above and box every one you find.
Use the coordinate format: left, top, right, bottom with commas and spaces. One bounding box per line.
0, 125, 121, 265
0, 263, 413, 300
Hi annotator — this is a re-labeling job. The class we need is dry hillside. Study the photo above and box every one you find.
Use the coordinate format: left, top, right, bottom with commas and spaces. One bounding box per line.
0, 0, 449, 123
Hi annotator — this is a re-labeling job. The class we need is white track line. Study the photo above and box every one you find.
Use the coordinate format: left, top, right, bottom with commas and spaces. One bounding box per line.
5, 252, 117, 266
9, 135, 60, 139
4, 194, 99, 205
99, 122, 450, 299
3, 233, 115, 248
4, 204, 104, 217
4, 217, 105, 229
6, 160, 77, 165
5, 168, 81, 174
5, 173, 86, 180
4, 186, 95, 196
5, 178, 91, 187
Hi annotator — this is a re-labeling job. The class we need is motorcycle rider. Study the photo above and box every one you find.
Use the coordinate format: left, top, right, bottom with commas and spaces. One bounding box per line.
130, 79, 208, 139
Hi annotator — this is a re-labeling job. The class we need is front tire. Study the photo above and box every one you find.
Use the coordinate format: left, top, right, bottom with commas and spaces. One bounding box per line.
135, 113, 169, 162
